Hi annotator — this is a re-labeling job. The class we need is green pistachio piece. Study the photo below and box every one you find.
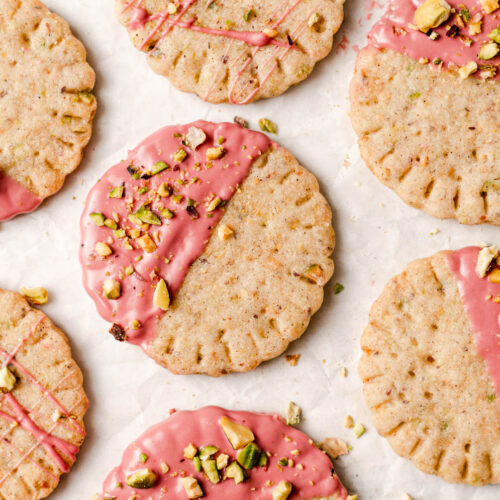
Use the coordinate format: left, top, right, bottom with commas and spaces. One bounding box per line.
104, 218, 118, 230
272, 481, 293, 500
193, 456, 202, 473
207, 197, 222, 212
479, 41, 500, 60
258, 452, 268, 467
151, 161, 169, 175
126, 469, 157, 489
135, 205, 162, 225
173, 149, 187, 163
90, 212, 105, 226
201, 459, 220, 484
139, 452, 148, 463
109, 185, 124, 198
258, 118, 278, 134
199, 445, 219, 461
488, 27, 500, 44
237, 442, 262, 470
225, 461, 246, 484
161, 208, 175, 219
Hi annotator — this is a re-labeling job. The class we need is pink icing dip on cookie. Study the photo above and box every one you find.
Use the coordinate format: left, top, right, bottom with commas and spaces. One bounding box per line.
100, 406, 348, 500
447, 246, 500, 398
368, 0, 500, 79
80, 121, 271, 349
0, 172, 42, 222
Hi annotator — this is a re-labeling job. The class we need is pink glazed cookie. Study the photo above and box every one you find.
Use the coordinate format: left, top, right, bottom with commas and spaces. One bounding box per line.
115, 0, 345, 104
95, 406, 348, 500
359, 246, 500, 485
350, 0, 500, 225
80, 121, 335, 376
0, 0, 96, 222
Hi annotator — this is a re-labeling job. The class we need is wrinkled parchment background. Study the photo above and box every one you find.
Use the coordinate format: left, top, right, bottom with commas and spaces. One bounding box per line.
0, 0, 498, 498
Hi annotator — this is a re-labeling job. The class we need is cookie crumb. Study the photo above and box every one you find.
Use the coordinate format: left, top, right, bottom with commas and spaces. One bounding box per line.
320, 437, 349, 459
286, 402, 302, 426
285, 354, 301, 366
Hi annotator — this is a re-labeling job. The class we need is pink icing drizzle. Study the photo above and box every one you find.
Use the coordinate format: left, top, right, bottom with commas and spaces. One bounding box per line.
368, 0, 500, 79
446, 246, 500, 398
0, 172, 42, 222
100, 406, 347, 500
122, 0, 318, 104
79, 121, 271, 349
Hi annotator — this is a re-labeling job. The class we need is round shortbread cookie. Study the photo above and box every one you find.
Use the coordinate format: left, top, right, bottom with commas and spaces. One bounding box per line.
80, 121, 335, 376
350, 0, 500, 225
359, 249, 500, 485
115, 0, 345, 104
0, 288, 87, 499
96, 406, 348, 499
0, 0, 96, 221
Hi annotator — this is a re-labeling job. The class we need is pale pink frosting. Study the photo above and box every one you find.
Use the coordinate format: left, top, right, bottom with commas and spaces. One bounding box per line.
446, 246, 500, 398
0, 172, 42, 222
79, 121, 271, 349
100, 406, 348, 500
368, 0, 500, 79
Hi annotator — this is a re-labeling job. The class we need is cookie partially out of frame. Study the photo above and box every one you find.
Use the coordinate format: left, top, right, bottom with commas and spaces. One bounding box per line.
350, 0, 500, 225
0, 0, 96, 221
96, 406, 348, 500
359, 248, 500, 485
115, 0, 345, 104
0, 288, 87, 499
80, 121, 335, 376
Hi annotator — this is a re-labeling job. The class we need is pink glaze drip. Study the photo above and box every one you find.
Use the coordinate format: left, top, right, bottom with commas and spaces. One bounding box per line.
368, 0, 500, 79
100, 407, 348, 500
446, 246, 500, 398
79, 121, 271, 349
0, 172, 42, 222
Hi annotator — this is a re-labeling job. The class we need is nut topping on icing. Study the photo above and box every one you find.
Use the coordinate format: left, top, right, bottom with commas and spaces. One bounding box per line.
475, 245, 498, 277
414, 0, 452, 32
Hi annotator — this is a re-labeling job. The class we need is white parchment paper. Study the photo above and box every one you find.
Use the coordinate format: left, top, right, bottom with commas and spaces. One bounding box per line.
0, 0, 498, 498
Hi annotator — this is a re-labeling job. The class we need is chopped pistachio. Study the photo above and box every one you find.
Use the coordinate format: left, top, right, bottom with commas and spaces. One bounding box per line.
225, 461, 246, 484
20, 286, 49, 305
206, 146, 225, 161
207, 196, 222, 212
161, 208, 175, 219
103, 279, 121, 300
304, 264, 323, 283
158, 183, 172, 197
308, 12, 322, 29
243, 9, 255, 22
216, 453, 229, 470
321, 437, 349, 459
344, 415, 354, 428
109, 185, 124, 198
135, 205, 162, 225
272, 481, 293, 500
409, 91, 421, 99
458, 61, 478, 79
414, 0, 452, 32
286, 402, 302, 426
480, 0, 499, 13
104, 218, 117, 230
193, 455, 202, 472
137, 234, 157, 253
0, 366, 16, 391
138, 187, 148, 195
199, 445, 219, 460
476, 245, 498, 277
95, 242, 113, 257
90, 212, 106, 226
151, 161, 169, 175
219, 416, 254, 449
139, 452, 148, 463
479, 41, 500, 60
217, 224, 234, 240
201, 458, 220, 483
160, 462, 170, 474
126, 469, 157, 489
233, 116, 249, 128
334, 283, 344, 294
258, 118, 278, 134
184, 127, 207, 150
173, 148, 188, 163
172, 194, 184, 204
181, 476, 203, 499
183, 443, 198, 460
131, 319, 141, 330
469, 20, 483, 36
113, 229, 126, 239
353, 423, 366, 438
153, 279, 170, 311
237, 442, 262, 469
489, 27, 500, 43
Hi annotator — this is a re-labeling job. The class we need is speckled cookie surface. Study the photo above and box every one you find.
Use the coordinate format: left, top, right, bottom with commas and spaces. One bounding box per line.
0, 288, 87, 499
0, 0, 96, 201
359, 251, 500, 485
115, 0, 344, 104
350, 47, 500, 225
149, 145, 335, 375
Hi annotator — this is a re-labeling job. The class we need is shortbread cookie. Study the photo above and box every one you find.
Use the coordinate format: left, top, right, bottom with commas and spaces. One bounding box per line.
359, 246, 500, 485
96, 406, 348, 499
0, 0, 96, 221
0, 288, 87, 499
80, 120, 335, 376
350, 0, 500, 225
115, 0, 345, 104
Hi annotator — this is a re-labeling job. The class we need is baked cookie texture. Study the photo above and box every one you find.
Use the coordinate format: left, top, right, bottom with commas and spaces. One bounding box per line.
359, 251, 500, 485
115, 0, 345, 104
0, 0, 96, 201
0, 289, 87, 499
350, 48, 500, 225
149, 145, 335, 375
